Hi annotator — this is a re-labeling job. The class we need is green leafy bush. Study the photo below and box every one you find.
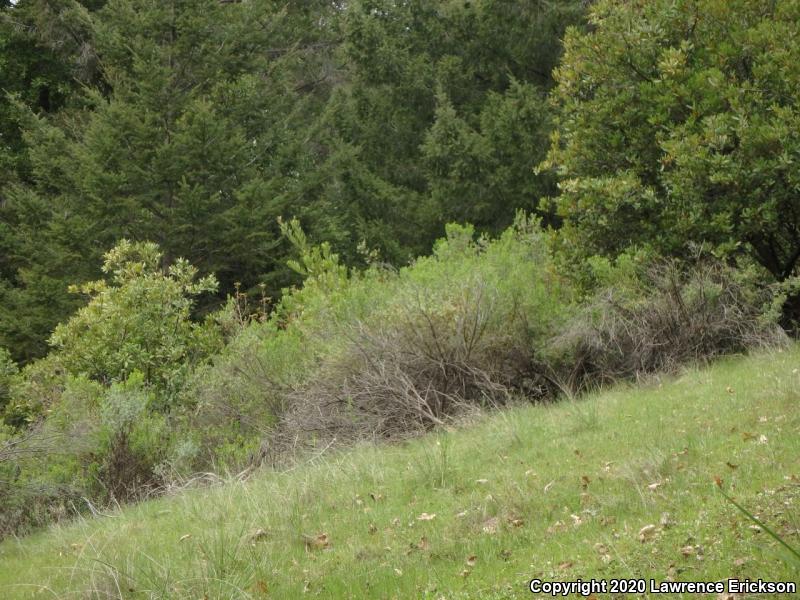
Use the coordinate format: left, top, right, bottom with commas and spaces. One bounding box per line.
266, 216, 573, 453
543, 0, 800, 320
49, 240, 221, 396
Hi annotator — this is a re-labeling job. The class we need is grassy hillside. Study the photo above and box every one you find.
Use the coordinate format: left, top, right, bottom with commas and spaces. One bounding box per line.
1, 348, 799, 599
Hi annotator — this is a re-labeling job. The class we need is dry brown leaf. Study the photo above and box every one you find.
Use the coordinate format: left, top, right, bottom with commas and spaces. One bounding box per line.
638, 524, 657, 542
460, 569, 471, 578
475, 479, 489, 485
594, 542, 610, 555
680, 545, 695, 557
252, 580, 268, 596
416, 512, 436, 521
466, 555, 477, 567
302, 533, 330, 550
508, 517, 524, 528
482, 517, 499, 534
558, 561, 574, 571
581, 475, 591, 489
179, 534, 192, 543
247, 528, 269, 543
713, 475, 723, 488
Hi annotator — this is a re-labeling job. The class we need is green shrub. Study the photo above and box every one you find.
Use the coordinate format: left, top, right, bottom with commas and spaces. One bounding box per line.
268, 216, 573, 453
49, 240, 221, 396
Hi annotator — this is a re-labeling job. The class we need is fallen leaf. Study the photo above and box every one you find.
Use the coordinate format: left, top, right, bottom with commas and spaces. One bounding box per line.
713, 475, 723, 488
648, 482, 662, 491
558, 561, 574, 571
726, 462, 738, 470
680, 545, 695, 557
417, 512, 436, 521
394, 568, 403, 576
570, 514, 583, 526
460, 569, 471, 578
508, 517, 524, 528
302, 533, 330, 550
475, 479, 489, 485
252, 580, 268, 596
466, 555, 477, 567
482, 517, 499, 534
247, 528, 269, 543
638, 524, 657, 542
456, 510, 468, 518
581, 475, 591, 489
179, 534, 192, 543
726, 386, 734, 394
758, 434, 768, 444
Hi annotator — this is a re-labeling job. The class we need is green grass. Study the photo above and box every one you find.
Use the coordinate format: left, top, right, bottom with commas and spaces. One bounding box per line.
1, 348, 799, 599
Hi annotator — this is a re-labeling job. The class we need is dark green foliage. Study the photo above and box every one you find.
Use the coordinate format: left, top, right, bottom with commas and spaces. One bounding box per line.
292, 0, 585, 264
1, 0, 339, 362
545, 0, 800, 289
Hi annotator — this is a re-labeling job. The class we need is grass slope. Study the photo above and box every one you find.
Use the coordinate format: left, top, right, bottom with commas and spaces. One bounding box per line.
1, 349, 799, 599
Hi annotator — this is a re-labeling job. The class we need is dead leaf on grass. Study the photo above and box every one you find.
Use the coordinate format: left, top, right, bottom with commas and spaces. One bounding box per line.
638, 524, 657, 542
302, 533, 330, 550
417, 512, 436, 521
482, 517, 499, 534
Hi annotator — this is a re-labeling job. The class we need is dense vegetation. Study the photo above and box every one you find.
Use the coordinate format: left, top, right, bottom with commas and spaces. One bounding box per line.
1, 0, 799, 558
1, 350, 799, 597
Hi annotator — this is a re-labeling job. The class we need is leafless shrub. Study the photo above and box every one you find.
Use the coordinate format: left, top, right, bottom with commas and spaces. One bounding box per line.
265, 279, 534, 456
549, 260, 788, 393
